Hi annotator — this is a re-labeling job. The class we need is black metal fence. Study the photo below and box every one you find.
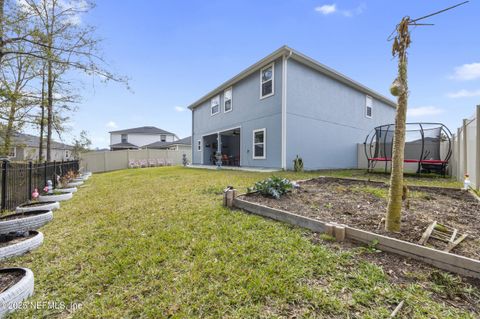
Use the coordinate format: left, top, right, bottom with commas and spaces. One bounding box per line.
0, 160, 79, 211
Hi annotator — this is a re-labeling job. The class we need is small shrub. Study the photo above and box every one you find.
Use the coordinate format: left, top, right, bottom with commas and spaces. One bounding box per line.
248, 176, 294, 199
293, 155, 304, 172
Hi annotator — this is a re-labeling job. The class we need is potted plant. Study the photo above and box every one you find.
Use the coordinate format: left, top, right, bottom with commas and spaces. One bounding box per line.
0, 268, 34, 317
0, 231, 44, 260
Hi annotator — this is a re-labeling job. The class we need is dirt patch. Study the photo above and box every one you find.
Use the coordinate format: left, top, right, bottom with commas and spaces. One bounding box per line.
0, 269, 24, 294
243, 177, 480, 260
0, 231, 37, 248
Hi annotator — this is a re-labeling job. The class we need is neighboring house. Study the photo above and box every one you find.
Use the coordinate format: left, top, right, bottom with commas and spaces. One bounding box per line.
2, 132, 74, 162
143, 136, 191, 152
189, 46, 397, 170
109, 126, 179, 150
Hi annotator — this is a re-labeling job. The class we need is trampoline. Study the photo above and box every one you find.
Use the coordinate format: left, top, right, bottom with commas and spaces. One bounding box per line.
364, 123, 453, 175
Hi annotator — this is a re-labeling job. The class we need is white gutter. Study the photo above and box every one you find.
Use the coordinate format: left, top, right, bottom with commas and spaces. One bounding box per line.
281, 50, 292, 170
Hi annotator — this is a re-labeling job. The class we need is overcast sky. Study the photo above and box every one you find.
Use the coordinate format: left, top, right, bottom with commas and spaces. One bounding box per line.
53, 0, 480, 148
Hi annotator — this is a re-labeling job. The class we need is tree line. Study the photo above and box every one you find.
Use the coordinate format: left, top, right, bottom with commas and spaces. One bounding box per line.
0, 0, 126, 161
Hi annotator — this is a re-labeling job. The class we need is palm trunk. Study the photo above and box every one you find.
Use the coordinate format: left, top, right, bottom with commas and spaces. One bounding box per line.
386, 28, 409, 232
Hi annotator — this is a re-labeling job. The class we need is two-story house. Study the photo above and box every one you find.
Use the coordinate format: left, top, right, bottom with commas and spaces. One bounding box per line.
109, 126, 178, 150
189, 46, 397, 170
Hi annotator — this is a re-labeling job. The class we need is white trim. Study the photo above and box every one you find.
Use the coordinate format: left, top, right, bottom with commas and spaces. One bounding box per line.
197, 139, 202, 151
365, 95, 373, 119
281, 52, 291, 170
223, 87, 233, 113
260, 62, 275, 99
210, 95, 220, 116
252, 128, 266, 160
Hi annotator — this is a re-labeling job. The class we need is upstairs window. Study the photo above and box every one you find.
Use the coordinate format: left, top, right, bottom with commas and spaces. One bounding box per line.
197, 140, 202, 151
160, 135, 166, 142
365, 96, 373, 118
260, 63, 274, 99
8, 147, 16, 158
211, 95, 220, 116
224, 88, 232, 113
121, 134, 128, 143
253, 128, 266, 159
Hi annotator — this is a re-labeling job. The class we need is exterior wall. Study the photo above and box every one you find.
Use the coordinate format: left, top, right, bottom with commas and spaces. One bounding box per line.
110, 133, 177, 148
12, 147, 73, 162
286, 59, 396, 170
192, 58, 283, 168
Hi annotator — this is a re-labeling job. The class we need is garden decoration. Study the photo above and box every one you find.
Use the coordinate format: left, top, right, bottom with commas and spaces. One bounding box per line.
464, 174, 471, 190
32, 188, 39, 200
293, 155, 304, 172
215, 151, 222, 169
182, 153, 188, 167
418, 221, 468, 252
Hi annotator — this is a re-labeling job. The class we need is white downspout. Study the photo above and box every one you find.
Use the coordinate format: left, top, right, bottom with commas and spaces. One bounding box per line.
281, 50, 292, 170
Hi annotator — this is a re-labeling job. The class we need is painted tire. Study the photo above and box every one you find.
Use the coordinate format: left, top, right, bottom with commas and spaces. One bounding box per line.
71, 178, 84, 182
0, 268, 34, 317
66, 181, 83, 187
0, 231, 43, 260
38, 192, 73, 202
54, 187, 77, 193
0, 211, 53, 234
15, 201, 60, 213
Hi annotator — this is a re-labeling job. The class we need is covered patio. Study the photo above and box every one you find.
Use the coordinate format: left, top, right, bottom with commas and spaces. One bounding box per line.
202, 128, 241, 166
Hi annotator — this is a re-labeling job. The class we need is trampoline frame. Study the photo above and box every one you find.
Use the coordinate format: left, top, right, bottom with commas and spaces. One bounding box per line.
363, 122, 453, 175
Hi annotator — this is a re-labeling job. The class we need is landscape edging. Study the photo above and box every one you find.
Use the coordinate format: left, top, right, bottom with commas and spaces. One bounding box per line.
233, 196, 480, 279
0, 232, 44, 260
0, 268, 34, 317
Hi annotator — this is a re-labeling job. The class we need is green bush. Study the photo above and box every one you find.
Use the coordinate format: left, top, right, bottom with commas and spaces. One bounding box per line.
293, 155, 304, 172
248, 176, 294, 199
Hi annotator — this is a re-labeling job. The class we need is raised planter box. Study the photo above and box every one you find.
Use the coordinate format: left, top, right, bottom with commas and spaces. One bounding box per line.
38, 192, 73, 202
15, 201, 60, 213
0, 231, 43, 260
0, 268, 34, 317
232, 195, 480, 279
54, 187, 77, 193
0, 211, 53, 234
66, 181, 83, 187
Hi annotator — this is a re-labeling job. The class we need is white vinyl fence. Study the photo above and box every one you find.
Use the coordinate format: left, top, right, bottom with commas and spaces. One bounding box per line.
80, 148, 192, 173
450, 106, 480, 190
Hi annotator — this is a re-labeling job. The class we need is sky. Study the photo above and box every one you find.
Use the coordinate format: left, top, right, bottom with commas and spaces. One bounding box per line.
53, 0, 480, 149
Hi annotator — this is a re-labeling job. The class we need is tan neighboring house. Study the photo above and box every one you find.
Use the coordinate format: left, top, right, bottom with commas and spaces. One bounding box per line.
109, 126, 179, 150
4, 132, 74, 161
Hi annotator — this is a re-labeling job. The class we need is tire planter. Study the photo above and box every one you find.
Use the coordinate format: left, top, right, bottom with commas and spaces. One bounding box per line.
15, 201, 60, 213
66, 181, 83, 187
0, 211, 53, 234
54, 187, 77, 193
38, 192, 73, 202
71, 178, 85, 182
0, 231, 43, 260
0, 268, 34, 317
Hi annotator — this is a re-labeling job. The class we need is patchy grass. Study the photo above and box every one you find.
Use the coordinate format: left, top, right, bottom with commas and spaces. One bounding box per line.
2, 167, 475, 318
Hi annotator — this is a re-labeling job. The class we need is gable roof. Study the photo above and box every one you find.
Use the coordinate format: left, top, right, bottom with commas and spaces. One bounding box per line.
5, 132, 74, 150
187, 45, 397, 110
110, 142, 139, 149
143, 136, 191, 149
109, 126, 175, 135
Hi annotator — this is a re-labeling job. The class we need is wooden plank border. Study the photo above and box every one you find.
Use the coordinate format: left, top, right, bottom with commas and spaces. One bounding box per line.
233, 196, 480, 279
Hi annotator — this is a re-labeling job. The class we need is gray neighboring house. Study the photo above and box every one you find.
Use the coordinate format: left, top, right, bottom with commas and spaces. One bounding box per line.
189, 46, 396, 170
109, 126, 179, 150
3, 132, 74, 161
143, 136, 191, 151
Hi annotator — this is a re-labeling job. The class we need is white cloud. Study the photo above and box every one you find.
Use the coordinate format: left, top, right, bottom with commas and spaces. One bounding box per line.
106, 121, 117, 129
174, 106, 186, 112
450, 63, 480, 81
315, 4, 336, 15
314, 3, 365, 17
447, 89, 480, 98
407, 106, 444, 117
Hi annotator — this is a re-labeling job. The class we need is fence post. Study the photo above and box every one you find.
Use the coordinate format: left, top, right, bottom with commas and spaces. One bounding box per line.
462, 119, 468, 176
476, 105, 480, 191
28, 161, 33, 200
103, 151, 107, 172
1, 160, 8, 210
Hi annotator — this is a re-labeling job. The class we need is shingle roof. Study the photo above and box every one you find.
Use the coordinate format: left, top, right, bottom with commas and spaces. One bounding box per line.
110, 142, 139, 149
188, 45, 397, 110
143, 136, 191, 149
109, 126, 175, 135
5, 132, 74, 150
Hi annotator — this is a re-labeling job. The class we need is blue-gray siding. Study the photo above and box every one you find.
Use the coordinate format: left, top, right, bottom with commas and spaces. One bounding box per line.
285, 58, 396, 170
192, 58, 283, 168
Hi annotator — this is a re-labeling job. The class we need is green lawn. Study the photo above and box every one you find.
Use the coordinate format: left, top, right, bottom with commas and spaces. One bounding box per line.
3, 167, 477, 318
